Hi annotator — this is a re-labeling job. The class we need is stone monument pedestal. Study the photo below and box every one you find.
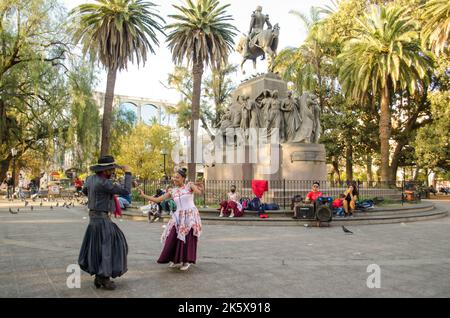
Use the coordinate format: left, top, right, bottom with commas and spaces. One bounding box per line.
204, 73, 326, 182
204, 143, 327, 181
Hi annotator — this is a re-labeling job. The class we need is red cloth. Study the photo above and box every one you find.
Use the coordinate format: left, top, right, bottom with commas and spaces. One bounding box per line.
251, 180, 269, 198
306, 191, 323, 202
332, 198, 343, 208
113, 195, 122, 218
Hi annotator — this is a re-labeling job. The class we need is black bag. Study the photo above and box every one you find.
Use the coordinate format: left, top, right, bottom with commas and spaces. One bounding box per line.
249, 197, 261, 211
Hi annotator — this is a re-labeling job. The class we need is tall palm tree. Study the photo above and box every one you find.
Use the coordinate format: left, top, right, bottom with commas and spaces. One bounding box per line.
69, 0, 165, 156
338, 5, 433, 182
166, 0, 237, 180
421, 0, 449, 56
275, 7, 329, 109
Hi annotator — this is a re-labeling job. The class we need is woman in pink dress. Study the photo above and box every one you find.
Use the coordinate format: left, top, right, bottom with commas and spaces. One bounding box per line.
139, 168, 203, 271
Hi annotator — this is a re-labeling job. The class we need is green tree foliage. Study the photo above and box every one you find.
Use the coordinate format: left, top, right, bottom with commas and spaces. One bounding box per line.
0, 0, 99, 180
414, 91, 450, 174
69, 0, 165, 156
116, 124, 175, 180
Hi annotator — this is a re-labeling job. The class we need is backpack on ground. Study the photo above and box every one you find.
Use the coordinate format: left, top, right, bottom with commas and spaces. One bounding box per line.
249, 197, 261, 211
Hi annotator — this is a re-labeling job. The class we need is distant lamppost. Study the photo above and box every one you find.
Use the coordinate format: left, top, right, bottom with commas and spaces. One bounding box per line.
161, 148, 168, 180
11, 148, 17, 195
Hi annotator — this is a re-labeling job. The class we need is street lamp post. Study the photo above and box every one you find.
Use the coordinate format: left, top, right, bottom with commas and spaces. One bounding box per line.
161, 148, 168, 180
11, 148, 17, 196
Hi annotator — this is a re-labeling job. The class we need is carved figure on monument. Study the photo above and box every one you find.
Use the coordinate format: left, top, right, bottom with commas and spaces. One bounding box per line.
236, 6, 280, 74
217, 108, 232, 132
258, 89, 272, 129
295, 93, 315, 143
267, 90, 284, 141
231, 95, 243, 128
248, 6, 272, 53
248, 97, 260, 129
240, 95, 251, 132
281, 91, 302, 142
309, 94, 321, 143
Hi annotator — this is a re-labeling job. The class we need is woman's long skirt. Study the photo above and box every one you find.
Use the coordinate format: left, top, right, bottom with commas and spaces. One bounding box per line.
157, 228, 198, 264
78, 211, 128, 278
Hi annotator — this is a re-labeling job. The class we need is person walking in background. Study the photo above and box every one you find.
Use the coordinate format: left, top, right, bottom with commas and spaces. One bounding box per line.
78, 155, 132, 290
139, 168, 203, 271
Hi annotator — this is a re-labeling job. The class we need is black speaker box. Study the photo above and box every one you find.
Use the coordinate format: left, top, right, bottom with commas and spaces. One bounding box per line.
294, 204, 315, 219
316, 205, 332, 222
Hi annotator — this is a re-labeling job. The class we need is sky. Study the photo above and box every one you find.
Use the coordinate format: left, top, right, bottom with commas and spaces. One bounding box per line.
62, 0, 331, 104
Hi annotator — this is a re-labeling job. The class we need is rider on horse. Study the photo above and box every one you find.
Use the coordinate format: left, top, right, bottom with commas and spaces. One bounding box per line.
246, 6, 272, 60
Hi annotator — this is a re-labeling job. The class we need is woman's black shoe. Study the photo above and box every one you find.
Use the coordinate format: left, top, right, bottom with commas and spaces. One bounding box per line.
94, 276, 116, 290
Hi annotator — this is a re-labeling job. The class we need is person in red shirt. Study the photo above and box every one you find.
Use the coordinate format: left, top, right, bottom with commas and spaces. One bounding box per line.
305, 182, 323, 202
74, 177, 83, 193
332, 194, 345, 208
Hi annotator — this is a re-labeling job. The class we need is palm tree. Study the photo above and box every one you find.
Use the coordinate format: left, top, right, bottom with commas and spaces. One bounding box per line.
338, 5, 433, 182
275, 7, 329, 109
69, 0, 165, 156
421, 0, 449, 56
166, 0, 237, 180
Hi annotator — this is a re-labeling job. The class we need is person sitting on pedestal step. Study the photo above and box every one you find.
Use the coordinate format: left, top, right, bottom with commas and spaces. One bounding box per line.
343, 183, 359, 217
219, 185, 244, 218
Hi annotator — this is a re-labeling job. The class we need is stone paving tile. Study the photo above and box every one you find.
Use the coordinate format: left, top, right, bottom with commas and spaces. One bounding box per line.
0, 200, 449, 298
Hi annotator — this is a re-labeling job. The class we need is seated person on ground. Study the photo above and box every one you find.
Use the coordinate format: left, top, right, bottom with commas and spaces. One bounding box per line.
219, 185, 244, 218
160, 186, 177, 214
305, 181, 323, 203
332, 194, 346, 216
343, 184, 359, 216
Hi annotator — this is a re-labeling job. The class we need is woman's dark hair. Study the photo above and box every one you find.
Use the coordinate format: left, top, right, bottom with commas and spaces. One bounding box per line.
313, 181, 320, 187
177, 167, 187, 178
230, 184, 236, 188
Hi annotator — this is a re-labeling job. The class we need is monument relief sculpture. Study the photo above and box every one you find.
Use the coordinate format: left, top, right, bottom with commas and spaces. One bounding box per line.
281, 91, 302, 142
267, 90, 284, 141
295, 93, 315, 143
240, 95, 251, 132
231, 95, 243, 128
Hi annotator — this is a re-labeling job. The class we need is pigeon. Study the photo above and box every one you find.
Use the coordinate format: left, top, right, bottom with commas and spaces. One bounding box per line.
342, 225, 353, 234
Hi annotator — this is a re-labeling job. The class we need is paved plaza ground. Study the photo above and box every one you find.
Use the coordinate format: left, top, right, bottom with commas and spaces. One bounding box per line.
0, 200, 449, 298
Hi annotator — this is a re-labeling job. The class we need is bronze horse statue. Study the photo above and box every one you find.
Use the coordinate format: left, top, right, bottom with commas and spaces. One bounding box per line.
236, 24, 280, 75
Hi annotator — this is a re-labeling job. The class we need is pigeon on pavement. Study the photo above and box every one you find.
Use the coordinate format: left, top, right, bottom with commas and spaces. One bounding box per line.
342, 225, 353, 234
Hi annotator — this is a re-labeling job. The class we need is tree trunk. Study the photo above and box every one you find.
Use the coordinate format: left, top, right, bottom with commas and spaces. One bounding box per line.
366, 154, 373, 184
331, 158, 341, 183
189, 61, 204, 181
345, 144, 353, 182
100, 67, 118, 157
0, 158, 11, 183
379, 85, 392, 182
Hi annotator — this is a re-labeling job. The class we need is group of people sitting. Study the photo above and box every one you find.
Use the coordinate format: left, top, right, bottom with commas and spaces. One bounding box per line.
218, 181, 362, 218
140, 186, 177, 222
305, 181, 359, 217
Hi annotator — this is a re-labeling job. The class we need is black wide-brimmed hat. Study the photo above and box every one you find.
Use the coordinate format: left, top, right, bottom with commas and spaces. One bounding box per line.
90, 155, 120, 172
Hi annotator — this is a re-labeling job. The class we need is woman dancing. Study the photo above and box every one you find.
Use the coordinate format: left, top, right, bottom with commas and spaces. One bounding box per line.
139, 168, 203, 271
